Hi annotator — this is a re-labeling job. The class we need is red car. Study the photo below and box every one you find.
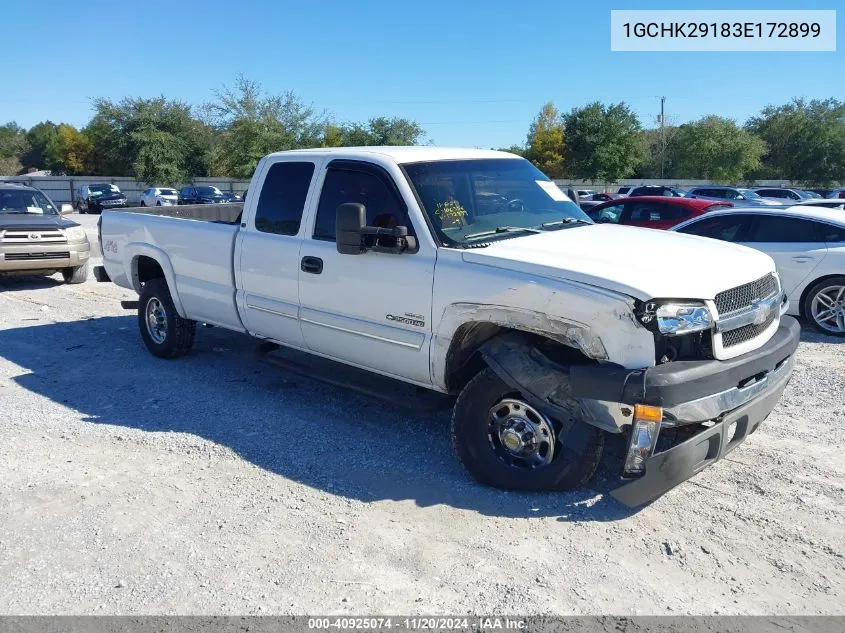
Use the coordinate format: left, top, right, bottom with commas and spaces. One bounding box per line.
584, 196, 733, 230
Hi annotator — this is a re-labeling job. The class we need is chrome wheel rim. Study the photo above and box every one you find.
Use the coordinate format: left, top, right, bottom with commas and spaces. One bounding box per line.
811, 285, 845, 333
145, 297, 168, 344
487, 398, 556, 469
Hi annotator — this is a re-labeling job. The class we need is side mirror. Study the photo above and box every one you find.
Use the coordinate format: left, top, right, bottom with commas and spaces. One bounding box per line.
60, 203, 73, 215
335, 202, 417, 255
336, 203, 366, 255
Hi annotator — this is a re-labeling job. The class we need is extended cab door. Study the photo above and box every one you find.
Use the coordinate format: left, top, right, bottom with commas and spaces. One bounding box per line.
297, 159, 435, 385
235, 157, 322, 348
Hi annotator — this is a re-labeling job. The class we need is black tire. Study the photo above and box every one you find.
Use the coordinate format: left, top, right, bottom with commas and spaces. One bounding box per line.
62, 262, 88, 284
156, 200, 162, 206
138, 278, 196, 358
803, 275, 845, 337
451, 367, 604, 491
140, 200, 146, 207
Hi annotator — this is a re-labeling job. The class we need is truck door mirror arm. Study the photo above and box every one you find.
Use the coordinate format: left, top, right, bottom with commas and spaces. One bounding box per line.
335, 202, 417, 255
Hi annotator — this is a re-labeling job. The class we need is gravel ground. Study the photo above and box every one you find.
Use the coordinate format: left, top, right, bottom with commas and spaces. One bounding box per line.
1, 214, 844, 615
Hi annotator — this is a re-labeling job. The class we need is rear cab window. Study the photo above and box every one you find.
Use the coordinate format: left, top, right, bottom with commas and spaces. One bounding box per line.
253, 161, 316, 235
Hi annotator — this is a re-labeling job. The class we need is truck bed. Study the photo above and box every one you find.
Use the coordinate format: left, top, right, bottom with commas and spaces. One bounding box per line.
117, 203, 243, 224
100, 205, 245, 332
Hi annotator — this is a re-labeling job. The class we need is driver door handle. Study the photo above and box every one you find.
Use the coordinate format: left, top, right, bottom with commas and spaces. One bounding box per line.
301, 256, 323, 274
792, 256, 813, 263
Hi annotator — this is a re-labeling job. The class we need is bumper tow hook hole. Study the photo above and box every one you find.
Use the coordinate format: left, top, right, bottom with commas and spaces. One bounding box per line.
738, 371, 767, 389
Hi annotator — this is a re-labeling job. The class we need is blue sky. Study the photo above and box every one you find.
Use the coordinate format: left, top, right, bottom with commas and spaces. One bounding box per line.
3, 0, 842, 148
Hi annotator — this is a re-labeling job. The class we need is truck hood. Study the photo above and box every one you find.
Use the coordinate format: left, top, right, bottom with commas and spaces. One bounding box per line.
0, 214, 77, 230
461, 224, 776, 301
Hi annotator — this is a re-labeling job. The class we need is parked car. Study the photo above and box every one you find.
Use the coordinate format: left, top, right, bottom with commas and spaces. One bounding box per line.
685, 186, 782, 206
585, 196, 732, 230
178, 185, 226, 205
584, 192, 619, 201
752, 187, 812, 201
219, 191, 243, 203
793, 199, 845, 210
96, 146, 799, 507
628, 185, 684, 198
0, 183, 90, 283
808, 188, 833, 198
616, 185, 633, 197
826, 188, 845, 199
576, 189, 596, 198
673, 206, 845, 336
75, 183, 128, 214
140, 187, 179, 207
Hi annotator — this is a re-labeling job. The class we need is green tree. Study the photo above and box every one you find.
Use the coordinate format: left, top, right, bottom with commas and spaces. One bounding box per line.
496, 144, 527, 157
563, 102, 644, 182
320, 117, 425, 147
0, 122, 28, 168
86, 97, 212, 182
676, 115, 765, 182
525, 103, 565, 177
204, 76, 326, 179
22, 121, 60, 170
747, 98, 845, 185
44, 124, 93, 175
634, 126, 680, 179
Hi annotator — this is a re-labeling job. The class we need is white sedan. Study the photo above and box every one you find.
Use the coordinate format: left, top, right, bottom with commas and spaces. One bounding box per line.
140, 187, 179, 207
672, 206, 845, 336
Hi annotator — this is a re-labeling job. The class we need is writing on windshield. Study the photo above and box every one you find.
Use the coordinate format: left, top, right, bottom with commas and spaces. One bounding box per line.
403, 158, 591, 246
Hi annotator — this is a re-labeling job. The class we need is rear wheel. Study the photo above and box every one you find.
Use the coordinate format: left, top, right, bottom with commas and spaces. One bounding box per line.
804, 276, 845, 336
62, 262, 88, 284
140, 200, 146, 207
138, 278, 196, 358
451, 368, 604, 491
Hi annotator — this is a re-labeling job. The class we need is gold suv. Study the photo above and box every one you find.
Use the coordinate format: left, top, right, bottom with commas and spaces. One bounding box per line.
0, 184, 91, 284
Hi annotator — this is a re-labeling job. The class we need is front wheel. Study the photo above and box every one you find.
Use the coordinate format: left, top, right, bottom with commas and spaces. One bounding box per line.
451, 368, 604, 491
804, 276, 845, 336
138, 278, 196, 358
62, 262, 88, 284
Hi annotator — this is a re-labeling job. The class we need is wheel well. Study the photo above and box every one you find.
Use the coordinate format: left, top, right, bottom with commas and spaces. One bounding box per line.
135, 256, 165, 286
797, 274, 845, 318
444, 322, 593, 394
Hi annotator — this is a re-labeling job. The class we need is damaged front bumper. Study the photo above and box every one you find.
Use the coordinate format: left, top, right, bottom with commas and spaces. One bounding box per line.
574, 316, 800, 507
481, 316, 801, 508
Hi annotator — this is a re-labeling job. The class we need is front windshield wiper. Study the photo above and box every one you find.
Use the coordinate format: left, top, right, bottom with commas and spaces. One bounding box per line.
464, 226, 542, 240
540, 218, 592, 229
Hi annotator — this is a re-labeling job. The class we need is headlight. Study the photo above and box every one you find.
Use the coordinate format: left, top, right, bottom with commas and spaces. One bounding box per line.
64, 226, 87, 242
639, 301, 713, 335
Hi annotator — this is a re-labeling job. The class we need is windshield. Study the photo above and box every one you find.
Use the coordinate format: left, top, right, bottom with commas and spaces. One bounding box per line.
737, 189, 761, 199
0, 190, 58, 215
403, 158, 591, 246
89, 184, 119, 196
196, 186, 222, 195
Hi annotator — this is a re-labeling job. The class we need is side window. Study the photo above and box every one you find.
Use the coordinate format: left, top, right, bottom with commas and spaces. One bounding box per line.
816, 223, 845, 243
313, 167, 413, 241
588, 203, 623, 223
253, 161, 315, 236
746, 216, 821, 243
677, 215, 753, 242
627, 201, 683, 222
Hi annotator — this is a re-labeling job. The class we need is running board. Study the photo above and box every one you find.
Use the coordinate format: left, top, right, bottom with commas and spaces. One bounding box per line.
256, 344, 453, 413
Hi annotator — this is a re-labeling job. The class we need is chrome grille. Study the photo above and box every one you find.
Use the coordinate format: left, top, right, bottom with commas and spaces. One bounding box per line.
1, 228, 67, 244
5, 251, 70, 261
715, 273, 778, 315
722, 308, 777, 347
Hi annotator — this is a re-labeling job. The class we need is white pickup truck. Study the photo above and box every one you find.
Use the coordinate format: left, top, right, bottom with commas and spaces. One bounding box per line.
97, 147, 800, 506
